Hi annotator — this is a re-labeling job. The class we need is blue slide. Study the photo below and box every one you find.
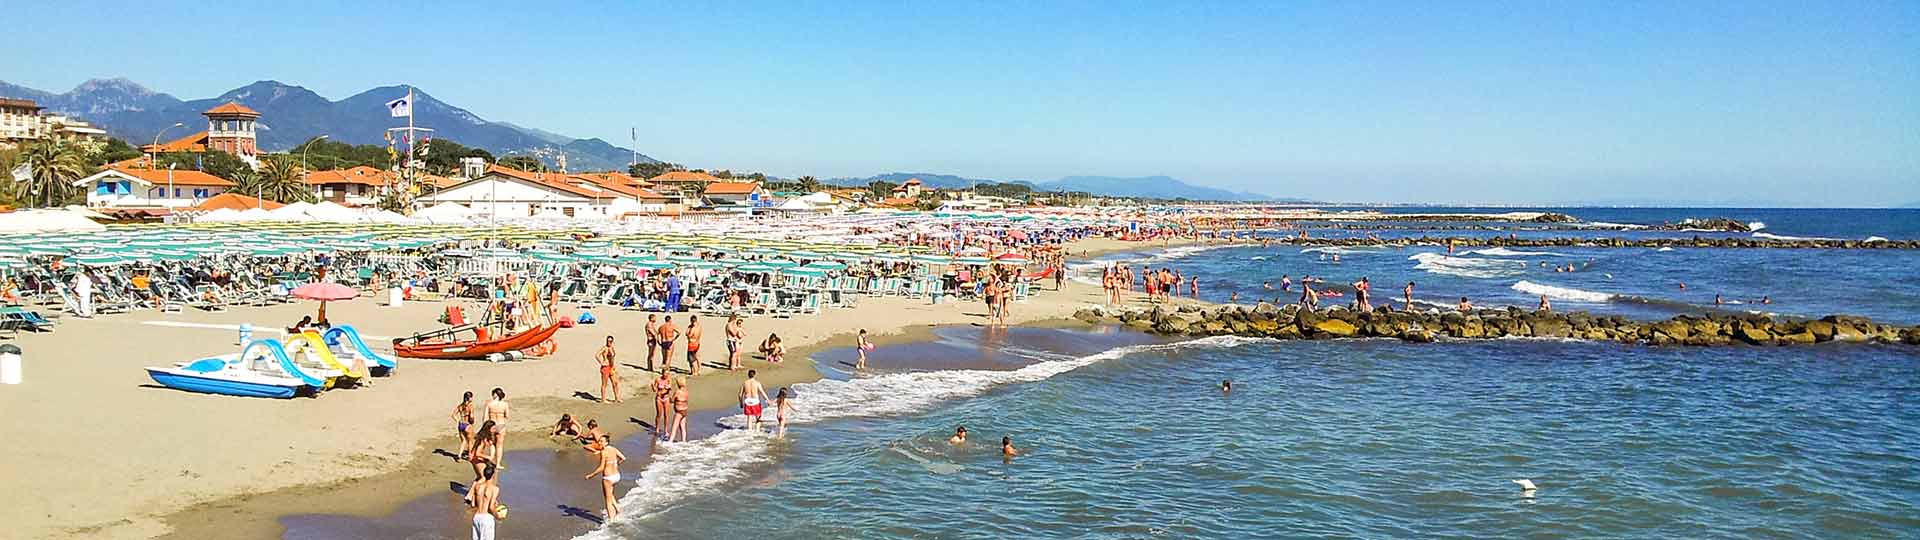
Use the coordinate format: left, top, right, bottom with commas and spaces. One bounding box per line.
323, 325, 399, 372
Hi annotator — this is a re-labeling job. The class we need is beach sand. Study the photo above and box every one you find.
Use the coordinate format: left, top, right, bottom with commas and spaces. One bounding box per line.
0, 236, 1225, 540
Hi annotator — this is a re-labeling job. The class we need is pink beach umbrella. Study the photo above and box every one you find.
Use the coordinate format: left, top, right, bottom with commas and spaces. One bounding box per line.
993, 253, 1029, 265
290, 282, 358, 324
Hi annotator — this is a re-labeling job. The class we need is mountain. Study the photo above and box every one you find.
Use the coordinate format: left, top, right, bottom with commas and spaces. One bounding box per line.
826, 172, 1007, 190
1039, 175, 1274, 201
0, 78, 657, 171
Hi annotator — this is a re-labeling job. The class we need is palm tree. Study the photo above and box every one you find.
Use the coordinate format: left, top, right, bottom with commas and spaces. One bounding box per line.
797, 175, 822, 193
241, 156, 317, 204
19, 134, 87, 207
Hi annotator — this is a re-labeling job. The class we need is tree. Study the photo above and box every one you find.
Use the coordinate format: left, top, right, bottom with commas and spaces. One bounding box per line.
19, 136, 87, 207
867, 180, 898, 199
84, 137, 144, 168
234, 156, 317, 204
497, 155, 546, 172
627, 161, 683, 179
152, 151, 251, 183
797, 175, 823, 193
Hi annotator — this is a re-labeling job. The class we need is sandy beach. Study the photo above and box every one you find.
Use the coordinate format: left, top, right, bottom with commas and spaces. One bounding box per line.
0, 236, 1224, 540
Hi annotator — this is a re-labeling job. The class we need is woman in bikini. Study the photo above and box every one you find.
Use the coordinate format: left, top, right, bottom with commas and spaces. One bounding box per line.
669, 377, 691, 442
584, 433, 627, 520
775, 387, 795, 437
466, 420, 500, 505
652, 370, 673, 438
452, 391, 476, 461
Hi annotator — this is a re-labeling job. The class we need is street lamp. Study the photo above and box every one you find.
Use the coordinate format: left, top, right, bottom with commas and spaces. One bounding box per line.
166, 163, 177, 209
149, 122, 185, 168
298, 135, 328, 207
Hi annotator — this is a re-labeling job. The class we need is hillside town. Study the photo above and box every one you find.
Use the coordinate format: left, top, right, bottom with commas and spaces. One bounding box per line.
1, 98, 1103, 225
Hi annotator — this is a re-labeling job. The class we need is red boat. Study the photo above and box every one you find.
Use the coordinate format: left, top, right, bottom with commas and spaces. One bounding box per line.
393, 323, 562, 360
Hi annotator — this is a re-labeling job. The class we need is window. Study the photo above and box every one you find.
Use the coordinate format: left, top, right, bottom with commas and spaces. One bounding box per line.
174, 188, 182, 197
97, 183, 111, 195
193, 188, 210, 198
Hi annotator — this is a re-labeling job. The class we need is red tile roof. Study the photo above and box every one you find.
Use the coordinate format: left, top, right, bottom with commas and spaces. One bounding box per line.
194, 192, 284, 211
880, 197, 919, 207
101, 166, 236, 187
142, 131, 210, 153
484, 164, 607, 199
702, 181, 761, 195
204, 102, 260, 117
902, 178, 923, 185
648, 170, 721, 183
305, 166, 396, 186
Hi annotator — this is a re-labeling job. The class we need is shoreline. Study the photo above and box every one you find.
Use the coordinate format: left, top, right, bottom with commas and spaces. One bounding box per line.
0, 236, 1204, 540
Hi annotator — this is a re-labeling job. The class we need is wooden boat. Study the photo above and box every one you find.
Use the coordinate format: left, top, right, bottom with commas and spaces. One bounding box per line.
391, 322, 562, 360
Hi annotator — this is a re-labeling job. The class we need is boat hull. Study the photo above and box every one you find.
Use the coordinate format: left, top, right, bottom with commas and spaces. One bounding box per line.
146, 368, 305, 399
393, 323, 562, 360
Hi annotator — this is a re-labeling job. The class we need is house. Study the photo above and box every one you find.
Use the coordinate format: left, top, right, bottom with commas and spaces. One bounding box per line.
73, 158, 235, 208
701, 181, 768, 213
891, 177, 926, 198
416, 164, 612, 219
193, 192, 285, 211
142, 102, 263, 168
305, 166, 398, 206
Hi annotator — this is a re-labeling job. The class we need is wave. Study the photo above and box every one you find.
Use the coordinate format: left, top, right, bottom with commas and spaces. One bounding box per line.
1865, 236, 1888, 243
1656, 247, 1675, 252
1146, 244, 1236, 262
1250, 255, 1269, 261
1408, 252, 1527, 279
1747, 221, 1766, 231
1753, 232, 1840, 242
1299, 246, 1381, 255
576, 335, 1269, 538
1463, 247, 1569, 258
1580, 221, 1649, 230
1511, 280, 1615, 303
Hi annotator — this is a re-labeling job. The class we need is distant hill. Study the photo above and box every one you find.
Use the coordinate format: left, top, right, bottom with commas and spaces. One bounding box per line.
827, 172, 1279, 202
0, 78, 657, 171
826, 172, 1005, 190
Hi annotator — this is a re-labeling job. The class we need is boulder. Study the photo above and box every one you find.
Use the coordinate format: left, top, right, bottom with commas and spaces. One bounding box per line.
1777, 330, 1816, 345
1314, 319, 1359, 338
1651, 320, 1691, 341
1530, 317, 1573, 338
1156, 317, 1191, 335
1734, 325, 1774, 345
1804, 320, 1836, 342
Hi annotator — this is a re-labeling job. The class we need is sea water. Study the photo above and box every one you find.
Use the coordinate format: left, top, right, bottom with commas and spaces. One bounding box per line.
592, 331, 1917, 539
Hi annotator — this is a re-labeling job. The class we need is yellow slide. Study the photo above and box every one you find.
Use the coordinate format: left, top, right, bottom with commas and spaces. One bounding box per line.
291, 330, 370, 380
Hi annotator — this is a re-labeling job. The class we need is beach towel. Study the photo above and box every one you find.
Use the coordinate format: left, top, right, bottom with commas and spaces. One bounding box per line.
577, 311, 597, 324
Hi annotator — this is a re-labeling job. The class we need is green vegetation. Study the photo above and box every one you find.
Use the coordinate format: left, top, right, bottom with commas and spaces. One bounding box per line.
12, 136, 88, 207
230, 156, 317, 204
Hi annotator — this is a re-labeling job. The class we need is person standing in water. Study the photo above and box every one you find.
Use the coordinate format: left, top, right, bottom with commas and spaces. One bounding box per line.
584, 434, 626, 521
685, 315, 704, 376
725, 314, 745, 371
1001, 436, 1020, 460
775, 388, 796, 437
596, 336, 620, 403
470, 464, 501, 540
949, 426, 968, 445
855, 329, 871, 370
466, 421, 501, 506
652, 369, 673, 437
740, 369, 772, 432
668, 377, 691, 442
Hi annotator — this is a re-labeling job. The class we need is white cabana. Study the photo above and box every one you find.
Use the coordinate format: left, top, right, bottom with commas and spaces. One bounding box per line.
415, 202, 475, 223
0, 209, 109, 232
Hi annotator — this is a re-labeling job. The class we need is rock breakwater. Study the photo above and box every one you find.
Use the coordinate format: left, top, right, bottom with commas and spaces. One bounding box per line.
1075, 303, 1920, 347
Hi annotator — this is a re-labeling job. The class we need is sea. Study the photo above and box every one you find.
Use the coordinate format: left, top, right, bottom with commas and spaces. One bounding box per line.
290, 208, 1919, 539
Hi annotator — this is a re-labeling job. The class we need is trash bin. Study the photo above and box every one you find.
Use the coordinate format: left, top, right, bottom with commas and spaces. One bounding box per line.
1, 344, 22, 385
238, 323, 253, 346
389, 287, 405, 307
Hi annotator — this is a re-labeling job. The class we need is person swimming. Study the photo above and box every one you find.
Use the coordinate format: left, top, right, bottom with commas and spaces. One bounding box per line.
1221, 380, 1232, 395
949, 425, 968, 445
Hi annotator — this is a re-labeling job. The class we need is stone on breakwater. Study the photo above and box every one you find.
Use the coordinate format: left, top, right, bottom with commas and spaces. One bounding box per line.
1091, 304, 1912, 348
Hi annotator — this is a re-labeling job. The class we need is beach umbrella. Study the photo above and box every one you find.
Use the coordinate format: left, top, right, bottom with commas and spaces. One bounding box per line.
993, 253, 1030, 265
290, 282, 358, 323
71, 253, 129, 267
956, 256, 992, 266
803, 261, 847, 270
735, 264, 777, 273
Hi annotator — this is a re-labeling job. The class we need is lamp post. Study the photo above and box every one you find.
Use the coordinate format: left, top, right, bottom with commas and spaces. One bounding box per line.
298, 135, 328, 208
149, 122, 184, 167
166, 163, 177, 209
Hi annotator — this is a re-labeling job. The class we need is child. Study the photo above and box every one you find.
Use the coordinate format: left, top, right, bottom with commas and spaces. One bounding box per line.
855, 329, 871, 370
775, 388, 795, 437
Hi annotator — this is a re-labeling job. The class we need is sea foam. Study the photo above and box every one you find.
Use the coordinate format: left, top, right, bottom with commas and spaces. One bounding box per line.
1408, 253, 1526, 279
574, 335, 1268, 538
1463, 247, 1569, 258
1511, 280, 1615, 303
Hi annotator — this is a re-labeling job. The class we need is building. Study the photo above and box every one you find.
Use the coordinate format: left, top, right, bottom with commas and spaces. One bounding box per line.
72, 157, 235, 208
0, 98, 107, 147
143, 102, 263, 168
415, 164, 687, 219
701, 181, 768, 213
305, 166, 398, 206
891, 177, 926, 198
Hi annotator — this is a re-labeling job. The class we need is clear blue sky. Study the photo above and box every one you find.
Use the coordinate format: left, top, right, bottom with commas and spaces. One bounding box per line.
7, 1, 1917, 206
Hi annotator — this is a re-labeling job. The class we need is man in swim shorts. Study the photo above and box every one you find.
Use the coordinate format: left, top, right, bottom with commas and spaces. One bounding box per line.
597, 336, 619, 403
740, 369, 772, 432
685, 315, 703, 376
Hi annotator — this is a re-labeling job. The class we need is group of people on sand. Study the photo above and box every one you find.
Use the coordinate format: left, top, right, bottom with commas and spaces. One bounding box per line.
450, 388, 513, 539
1143, 266, 1198, 302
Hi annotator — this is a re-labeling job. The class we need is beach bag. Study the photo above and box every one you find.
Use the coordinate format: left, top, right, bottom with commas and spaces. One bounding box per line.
577, 311, 597, 324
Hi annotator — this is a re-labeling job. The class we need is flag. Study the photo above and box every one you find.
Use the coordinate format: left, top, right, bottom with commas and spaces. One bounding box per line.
386, 96, 412, 117
8, 163, 27, 182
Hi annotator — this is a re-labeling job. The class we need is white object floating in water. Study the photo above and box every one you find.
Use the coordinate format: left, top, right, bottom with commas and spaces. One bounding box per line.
1513, 479, 1538, 493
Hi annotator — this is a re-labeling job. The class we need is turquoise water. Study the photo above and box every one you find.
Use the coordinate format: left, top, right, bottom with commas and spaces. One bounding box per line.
588, 329, 1918, 539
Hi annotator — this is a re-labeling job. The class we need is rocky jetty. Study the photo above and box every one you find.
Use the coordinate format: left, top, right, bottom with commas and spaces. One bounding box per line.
1259, 235, 1919, 249
1074, 304, 1920, 347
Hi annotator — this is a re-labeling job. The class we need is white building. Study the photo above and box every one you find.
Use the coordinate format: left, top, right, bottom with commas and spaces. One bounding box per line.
73, 161, 235, 208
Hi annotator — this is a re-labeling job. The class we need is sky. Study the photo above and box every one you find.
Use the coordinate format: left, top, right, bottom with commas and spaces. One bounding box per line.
5, 1, 1917, 206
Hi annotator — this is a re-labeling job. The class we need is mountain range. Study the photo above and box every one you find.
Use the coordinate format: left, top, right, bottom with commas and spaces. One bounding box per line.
829, 172, 1284, 202
0, 78, 656, 171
